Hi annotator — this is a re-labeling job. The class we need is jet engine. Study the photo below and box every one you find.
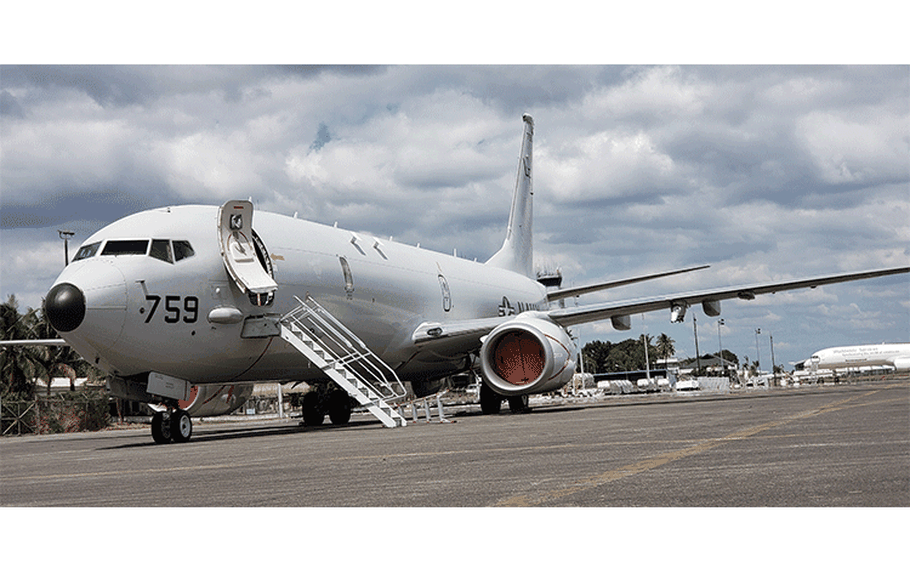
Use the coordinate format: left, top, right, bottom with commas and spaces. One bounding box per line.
178, 384, 253, 417
479, 314, 577, 396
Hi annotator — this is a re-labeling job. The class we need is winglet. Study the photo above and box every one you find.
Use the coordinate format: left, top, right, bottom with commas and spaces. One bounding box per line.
486, 114, 534, 277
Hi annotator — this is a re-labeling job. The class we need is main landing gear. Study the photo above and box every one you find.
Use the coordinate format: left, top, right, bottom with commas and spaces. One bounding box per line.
301, 386, 354, 427
479, 383, 531, 415
151, 407, 193, 444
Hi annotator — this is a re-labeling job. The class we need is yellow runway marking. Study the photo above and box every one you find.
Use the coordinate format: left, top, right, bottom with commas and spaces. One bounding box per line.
495, 389, 882, 506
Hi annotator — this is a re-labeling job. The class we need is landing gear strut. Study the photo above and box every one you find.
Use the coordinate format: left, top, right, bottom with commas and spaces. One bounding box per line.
151, 408, 193, 444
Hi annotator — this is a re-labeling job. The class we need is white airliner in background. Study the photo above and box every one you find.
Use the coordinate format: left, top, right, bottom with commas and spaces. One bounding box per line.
11, 114, 910, 443
796, 343, 910, 373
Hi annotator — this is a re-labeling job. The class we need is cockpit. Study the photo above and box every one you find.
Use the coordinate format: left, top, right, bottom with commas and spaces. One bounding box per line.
72, 239, 196, 264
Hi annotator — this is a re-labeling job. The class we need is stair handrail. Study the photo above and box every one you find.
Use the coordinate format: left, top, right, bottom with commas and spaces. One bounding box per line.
283, 296, 407, 401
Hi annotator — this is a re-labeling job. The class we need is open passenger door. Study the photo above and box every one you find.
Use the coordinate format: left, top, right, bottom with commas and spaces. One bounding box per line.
218, 200, 278, 295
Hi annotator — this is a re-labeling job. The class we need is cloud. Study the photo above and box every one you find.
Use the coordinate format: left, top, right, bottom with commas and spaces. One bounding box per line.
0, 90, 25, 118
796, 110, 910, 186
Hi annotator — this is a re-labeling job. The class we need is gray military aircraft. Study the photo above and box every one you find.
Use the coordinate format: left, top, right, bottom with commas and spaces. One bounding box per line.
28, 114, 910, 443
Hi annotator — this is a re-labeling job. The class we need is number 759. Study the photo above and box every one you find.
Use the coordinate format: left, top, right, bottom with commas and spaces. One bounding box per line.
144, 295, 199, 324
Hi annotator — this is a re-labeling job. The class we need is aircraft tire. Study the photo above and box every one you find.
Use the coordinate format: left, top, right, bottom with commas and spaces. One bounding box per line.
170, 409, 193, 442
151, 412, 172, 444
328, 391, 352, 425
302, 391, 325, 426
479, 383, 502, 415
508, 394, 530, 414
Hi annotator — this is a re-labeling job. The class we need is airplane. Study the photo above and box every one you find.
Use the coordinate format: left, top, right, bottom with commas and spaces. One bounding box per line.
795, 343, 910, 373
14, 113, 909, 444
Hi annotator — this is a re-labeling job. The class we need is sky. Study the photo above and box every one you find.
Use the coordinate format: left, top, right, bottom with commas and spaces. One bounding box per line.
1, 10, 908, 372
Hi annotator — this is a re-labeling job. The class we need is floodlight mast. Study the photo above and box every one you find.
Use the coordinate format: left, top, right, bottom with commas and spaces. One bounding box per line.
58, 230, 75, 266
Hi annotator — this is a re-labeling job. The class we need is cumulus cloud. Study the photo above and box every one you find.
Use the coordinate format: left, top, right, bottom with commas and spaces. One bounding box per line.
796, 110, 909, 185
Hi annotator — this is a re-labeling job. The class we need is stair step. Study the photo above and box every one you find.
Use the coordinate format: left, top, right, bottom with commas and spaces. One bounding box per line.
279, 296, 407, 428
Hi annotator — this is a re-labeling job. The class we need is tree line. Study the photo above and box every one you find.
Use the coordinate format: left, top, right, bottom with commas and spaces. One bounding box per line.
1, 295, 104, 399
581, 333, 741, 375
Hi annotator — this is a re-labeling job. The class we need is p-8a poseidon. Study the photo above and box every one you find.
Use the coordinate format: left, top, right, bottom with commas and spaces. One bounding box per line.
37, 115, 909, 443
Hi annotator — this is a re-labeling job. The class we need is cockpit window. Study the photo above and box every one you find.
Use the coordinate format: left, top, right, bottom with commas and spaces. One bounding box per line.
101, 240, 149, 256
72, 242, 101, 262
173, 241, 195, 262
150, 239, 173, 263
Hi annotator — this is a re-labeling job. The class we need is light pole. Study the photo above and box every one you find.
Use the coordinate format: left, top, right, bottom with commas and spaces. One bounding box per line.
769, 333, 776, 385
717, 318, 726, 379
642, 333, 651, 381
755, 328, 762, 374
58, 230, 75, 266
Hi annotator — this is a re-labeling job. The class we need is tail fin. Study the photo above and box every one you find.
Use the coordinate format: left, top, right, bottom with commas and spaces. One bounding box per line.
486, 114, 534, 277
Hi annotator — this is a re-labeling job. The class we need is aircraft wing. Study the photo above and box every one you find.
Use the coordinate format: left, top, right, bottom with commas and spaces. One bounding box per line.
0, 339, 68, 347
547, 266, 910, 328
407, 266, 909, 355
547, 264, 710, 302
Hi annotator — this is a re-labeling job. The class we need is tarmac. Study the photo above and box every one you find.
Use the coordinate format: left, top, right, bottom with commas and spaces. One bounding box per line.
2, 380, 908, 507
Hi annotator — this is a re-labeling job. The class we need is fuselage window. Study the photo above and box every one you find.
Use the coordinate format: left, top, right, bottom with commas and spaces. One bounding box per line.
72, 242, 101, 262
150, 239, 173, 263
101, 240, 149, 256
173, 241, 195, 262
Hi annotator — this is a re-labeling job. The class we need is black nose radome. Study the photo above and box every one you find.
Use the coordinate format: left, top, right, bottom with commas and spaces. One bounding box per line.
45, 283, 85, 333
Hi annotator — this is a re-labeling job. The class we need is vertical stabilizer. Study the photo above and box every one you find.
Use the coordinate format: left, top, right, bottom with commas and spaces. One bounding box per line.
486, 114, 534, 277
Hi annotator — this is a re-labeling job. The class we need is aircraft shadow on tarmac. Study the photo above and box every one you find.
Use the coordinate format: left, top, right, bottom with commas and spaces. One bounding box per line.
96, 419, 380, 450
93, 399, 727, 449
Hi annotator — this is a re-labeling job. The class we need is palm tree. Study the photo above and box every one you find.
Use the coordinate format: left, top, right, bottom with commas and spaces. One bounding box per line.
1, 296, 47, 398
656, 333, 676, 369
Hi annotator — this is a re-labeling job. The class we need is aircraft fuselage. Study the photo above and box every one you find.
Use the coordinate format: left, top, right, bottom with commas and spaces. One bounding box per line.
50, 205, 547, 386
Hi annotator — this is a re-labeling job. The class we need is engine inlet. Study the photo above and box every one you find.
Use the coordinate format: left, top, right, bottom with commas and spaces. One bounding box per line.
492, 330, 545, 385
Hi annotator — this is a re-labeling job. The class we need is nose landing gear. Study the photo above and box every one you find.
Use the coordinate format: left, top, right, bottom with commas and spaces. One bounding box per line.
151, 407, 193, 444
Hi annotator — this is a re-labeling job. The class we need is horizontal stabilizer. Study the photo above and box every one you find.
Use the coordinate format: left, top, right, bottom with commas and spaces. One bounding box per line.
0, 338, 68, 347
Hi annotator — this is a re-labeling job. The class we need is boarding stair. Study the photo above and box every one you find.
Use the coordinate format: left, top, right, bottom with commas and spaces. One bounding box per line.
280, 296, 408, 428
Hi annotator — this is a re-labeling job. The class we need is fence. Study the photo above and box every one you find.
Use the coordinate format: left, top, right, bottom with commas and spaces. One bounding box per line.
1, 391, 110, 436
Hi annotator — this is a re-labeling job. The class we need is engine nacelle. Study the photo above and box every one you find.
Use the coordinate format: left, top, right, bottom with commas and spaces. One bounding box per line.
178, 384, 253, 417
479, 314, 578, 396
702, 299, 721, 317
